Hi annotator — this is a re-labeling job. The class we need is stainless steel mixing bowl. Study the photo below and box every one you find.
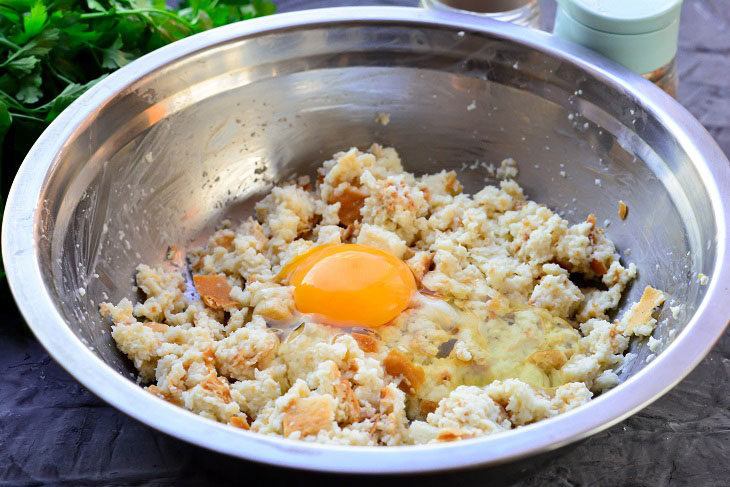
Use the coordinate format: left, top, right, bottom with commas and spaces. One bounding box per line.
3, 6, 730, 474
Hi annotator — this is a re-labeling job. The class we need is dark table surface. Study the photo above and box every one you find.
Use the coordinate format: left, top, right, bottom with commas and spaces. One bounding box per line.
2, 1, 729, 486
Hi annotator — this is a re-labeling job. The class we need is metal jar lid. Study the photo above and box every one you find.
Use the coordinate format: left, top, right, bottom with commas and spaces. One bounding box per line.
430, 0, 533, 13
554, 0, 683, 73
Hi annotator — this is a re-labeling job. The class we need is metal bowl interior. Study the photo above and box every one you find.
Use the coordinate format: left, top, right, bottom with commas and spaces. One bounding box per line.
4, 7, 730, 474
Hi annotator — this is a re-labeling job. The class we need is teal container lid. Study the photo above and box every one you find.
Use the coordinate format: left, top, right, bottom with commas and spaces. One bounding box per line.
554, 0, 683, 74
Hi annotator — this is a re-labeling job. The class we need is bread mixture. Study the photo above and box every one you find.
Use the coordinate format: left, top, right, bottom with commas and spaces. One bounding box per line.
101, 144, 665, 445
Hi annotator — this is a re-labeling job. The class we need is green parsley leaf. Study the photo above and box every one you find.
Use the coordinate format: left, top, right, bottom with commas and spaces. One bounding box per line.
0, 0, 277, 283
0, 100, 11, 143
44, 74, 106, 122
6, 55, 39, 76
15, 84, 42, 103
22, 2, 48, 38
100, 35, 134, 69
86, 0, 106, 12
15, 69, 42, 103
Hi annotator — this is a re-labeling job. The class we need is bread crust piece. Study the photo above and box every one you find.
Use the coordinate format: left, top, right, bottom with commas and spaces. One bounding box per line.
383, 349, 425, 395
352, 332, 380, 353
332, 184, 367, 226
618, 201, 628, 219
528, 350, 568, 370
200, 372, 232, 404
282, 396, 334, 437
435, 428, 477, 442
229, 416, 250, 430
622, 286, 665, 336
333, 371, 362, 424
193, 275, 236, 310
144, 322, 168, 333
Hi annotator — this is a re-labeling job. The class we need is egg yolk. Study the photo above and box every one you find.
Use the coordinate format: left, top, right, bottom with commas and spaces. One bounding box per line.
280, 244, 417, 328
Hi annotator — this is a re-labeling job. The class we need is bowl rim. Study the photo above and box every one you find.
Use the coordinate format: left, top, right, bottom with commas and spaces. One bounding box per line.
3, 6, 730, 474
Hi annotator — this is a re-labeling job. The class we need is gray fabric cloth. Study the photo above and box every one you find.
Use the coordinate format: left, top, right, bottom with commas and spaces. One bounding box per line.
2, 1, 728, 485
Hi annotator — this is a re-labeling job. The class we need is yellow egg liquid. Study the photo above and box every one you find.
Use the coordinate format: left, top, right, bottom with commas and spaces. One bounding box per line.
378, 293, 584, 394
447, 305, 581, 389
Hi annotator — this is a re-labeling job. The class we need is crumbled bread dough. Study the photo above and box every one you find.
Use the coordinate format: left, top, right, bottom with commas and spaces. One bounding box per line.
356, 224, 407, 259
101, 144, 663, 446
670, 305, 681, 319
374, 112, 390, 126
619, 286, 665, 337
496, 158, 518, 179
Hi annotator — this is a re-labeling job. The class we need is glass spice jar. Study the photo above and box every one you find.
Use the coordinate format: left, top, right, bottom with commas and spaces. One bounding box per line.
642, 60, 678, 97
553, 0, 682, 98
421, 0, 541, 29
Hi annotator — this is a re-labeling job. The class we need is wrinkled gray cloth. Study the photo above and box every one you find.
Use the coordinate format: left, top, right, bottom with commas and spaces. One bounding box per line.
2, 1, 728, 485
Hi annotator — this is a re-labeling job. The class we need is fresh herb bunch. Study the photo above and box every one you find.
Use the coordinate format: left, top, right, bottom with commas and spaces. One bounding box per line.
0, 0, 275, 278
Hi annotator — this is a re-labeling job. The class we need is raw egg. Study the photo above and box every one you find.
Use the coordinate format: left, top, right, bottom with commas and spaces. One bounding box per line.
279, 244, 417, 328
